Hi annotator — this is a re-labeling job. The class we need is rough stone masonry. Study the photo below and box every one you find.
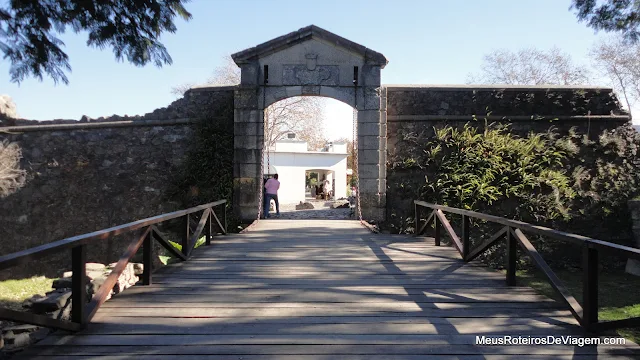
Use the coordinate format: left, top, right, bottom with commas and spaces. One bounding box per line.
0, 25, 632, 280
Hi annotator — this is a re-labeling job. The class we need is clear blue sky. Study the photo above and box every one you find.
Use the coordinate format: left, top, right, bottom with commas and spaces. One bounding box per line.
1, 0, 633, 138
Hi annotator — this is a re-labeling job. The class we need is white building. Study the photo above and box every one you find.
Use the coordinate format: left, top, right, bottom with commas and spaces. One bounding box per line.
263, 135, 348, 204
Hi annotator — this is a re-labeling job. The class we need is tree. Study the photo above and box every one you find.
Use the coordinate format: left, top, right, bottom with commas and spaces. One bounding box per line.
0, 95, 18, 119
0, 0, 192, 84
0, 140, 26, 198
467, 47, 590, 85
590, 36, 640, 112
172, 56, 327, 150
333, 137, 355, 170
572, 0, 640, 43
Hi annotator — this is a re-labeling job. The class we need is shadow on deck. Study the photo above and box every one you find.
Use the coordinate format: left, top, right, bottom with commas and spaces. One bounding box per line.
19, 220, 640, 359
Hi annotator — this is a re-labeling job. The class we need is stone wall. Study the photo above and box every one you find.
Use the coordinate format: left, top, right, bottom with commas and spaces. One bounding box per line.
0, 87, 234, 279
385, 85, 628, 148
384, 85, 631, 232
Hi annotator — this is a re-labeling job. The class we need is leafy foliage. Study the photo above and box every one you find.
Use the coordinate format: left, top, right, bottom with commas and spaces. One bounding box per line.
392, 123, 574, 223
573, 0, 640, 43
560, 124, 640, 239
0, 0, 192, 84
167, 116, 236, 227
387, 121, 640, 267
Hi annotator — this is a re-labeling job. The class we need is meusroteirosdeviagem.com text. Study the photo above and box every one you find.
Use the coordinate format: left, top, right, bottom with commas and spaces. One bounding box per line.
476, 335, 626, 347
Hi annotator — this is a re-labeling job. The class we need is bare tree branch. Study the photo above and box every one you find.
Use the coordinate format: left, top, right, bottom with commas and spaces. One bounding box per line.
172, 55, 327, 150
589, 36, 640, 115
0, 95, 18, 119
467, 47, 591, 85
0, 140, 27, 198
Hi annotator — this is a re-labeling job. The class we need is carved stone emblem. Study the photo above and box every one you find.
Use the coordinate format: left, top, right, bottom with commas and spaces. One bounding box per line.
305, 53, 318, 71
282, 65, 339, 86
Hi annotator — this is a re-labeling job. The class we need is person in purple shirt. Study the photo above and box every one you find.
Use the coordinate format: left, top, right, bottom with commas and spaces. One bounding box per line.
264, 174, 280, 218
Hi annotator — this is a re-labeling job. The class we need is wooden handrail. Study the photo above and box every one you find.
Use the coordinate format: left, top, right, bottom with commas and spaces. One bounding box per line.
0, 200, 226, 270
0, 200, 227, 332
414, 200, 640, 332
415, 200, 640, 259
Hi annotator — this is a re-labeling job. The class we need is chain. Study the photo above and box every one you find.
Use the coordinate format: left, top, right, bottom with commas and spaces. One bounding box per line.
352, 90, 363, 225
257, 85, 267, 221
257, 153, 264, 221
267, 139, 271, 179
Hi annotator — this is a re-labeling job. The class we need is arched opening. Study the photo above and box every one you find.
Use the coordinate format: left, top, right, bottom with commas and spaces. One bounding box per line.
261, 96, 355, 219
231, 25, 388, 222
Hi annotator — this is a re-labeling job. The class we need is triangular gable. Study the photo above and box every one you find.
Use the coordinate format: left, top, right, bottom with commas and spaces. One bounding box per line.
232, 25, 388, 68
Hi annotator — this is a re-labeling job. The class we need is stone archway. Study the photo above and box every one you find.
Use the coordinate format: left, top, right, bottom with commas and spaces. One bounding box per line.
231, 25, 388, 222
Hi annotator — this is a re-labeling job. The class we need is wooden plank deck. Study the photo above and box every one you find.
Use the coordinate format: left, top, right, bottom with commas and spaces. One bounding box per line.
21, 220, 640, 359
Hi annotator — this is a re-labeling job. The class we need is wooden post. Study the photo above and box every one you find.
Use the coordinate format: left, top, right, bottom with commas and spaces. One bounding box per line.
462, 215, 470, 261
223, 204, 227, 234
205, 211, 212, 246
182, 214, 190, 256
582, 246, 599, 331
142, 229, 152, 285
506, 227, 516, 286
71, 245, 87, 326
434, 212, 441, 246
414, 203, 419, 236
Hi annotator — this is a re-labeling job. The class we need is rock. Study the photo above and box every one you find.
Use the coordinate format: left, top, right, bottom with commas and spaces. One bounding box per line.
48, 302, 72, 321
295, 201, 314, 210
4, 332, 31, 349
105, 263, 138, 295
132, 263, 144, 276
51, 272, 97, 290
626, 259, 640, 276
31, 290, 72, 313
331, 201, 350, 209
87, 270, 107, 280
0, 333, 4, 350
2, 324, 39, 334
22, 294, 45, 309
52, 277, 72, 289
86, 263, 106, 272
62, 271, 73, 278
30, 147, 43, 160
29, 328, 50, 343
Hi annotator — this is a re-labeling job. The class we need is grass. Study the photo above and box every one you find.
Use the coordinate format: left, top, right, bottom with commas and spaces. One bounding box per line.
0, 276, 55, 312
159, 236, 207, 265
514, 268, 640, 344
0, 235, 208, 318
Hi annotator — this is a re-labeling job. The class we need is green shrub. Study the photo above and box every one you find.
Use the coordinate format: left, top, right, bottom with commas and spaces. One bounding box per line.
558, 125, 640, 243
392, 123, 574, 222
386, 121, 640, 269
167, 116, 237, 229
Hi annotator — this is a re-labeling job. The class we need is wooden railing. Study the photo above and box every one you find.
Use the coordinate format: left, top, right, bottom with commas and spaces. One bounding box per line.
0, 200, 227, 332
414, 200, 640, 332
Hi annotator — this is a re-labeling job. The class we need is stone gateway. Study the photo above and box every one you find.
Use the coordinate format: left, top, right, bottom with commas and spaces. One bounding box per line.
0, 25, 630, 277
230, 25, 389, 222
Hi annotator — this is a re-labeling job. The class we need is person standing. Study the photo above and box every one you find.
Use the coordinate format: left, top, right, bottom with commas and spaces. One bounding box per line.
323, 178, 330, 200
264, 174, 280, 218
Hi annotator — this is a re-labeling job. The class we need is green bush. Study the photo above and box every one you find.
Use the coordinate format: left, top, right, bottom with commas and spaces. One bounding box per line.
392, 123, 573, 221
558, 125, 640, 243
166, 116, 237, 235
387, 122, 640, 268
